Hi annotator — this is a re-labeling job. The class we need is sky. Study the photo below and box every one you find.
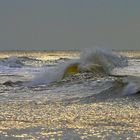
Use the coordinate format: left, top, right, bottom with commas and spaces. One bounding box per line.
0, 0, 140, 50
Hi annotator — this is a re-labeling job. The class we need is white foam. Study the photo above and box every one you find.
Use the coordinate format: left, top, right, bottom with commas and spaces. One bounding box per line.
122, 76, 140, 95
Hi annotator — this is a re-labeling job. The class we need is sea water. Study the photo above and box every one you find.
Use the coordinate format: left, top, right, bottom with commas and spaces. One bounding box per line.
0, 48, 140, 102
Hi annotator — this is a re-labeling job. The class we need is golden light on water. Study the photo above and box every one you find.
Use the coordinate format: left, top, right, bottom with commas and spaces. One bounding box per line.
0, 50, 140, 60
0, 51, 80, 60
0, 50, 140, 139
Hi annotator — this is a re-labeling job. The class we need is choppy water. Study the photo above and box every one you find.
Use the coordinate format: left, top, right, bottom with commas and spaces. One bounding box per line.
0, 49, 140, 139
0, 48, 139, 102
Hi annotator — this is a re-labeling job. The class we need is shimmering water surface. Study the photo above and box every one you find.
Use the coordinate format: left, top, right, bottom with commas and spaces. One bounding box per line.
0, 50, 140, 140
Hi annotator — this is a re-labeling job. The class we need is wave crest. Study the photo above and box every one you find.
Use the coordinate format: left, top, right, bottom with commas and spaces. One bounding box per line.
79, 48, 128, 74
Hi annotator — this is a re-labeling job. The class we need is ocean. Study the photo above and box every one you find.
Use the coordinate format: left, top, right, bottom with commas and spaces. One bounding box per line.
0, 48, 140, 139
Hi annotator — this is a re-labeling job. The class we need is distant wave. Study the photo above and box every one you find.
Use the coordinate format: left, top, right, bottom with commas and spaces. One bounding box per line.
0, 56, 24, 68
25, 47, 128, 87
0, 56, 42, 68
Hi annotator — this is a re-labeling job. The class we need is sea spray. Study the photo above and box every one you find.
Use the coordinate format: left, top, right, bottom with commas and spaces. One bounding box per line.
79, 47, 128, 74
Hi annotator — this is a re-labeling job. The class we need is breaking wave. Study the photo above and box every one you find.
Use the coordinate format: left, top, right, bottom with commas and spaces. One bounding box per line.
79, 48, 128, 74
25, 47, 128, 87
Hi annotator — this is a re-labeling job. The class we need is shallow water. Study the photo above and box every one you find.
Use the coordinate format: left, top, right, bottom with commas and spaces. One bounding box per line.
0, 50, 140, 139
